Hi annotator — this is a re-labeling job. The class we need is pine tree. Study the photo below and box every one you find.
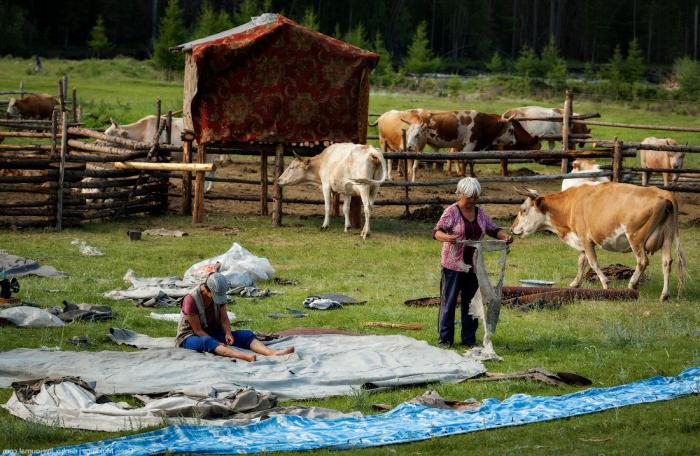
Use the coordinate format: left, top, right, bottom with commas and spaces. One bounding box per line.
624, 38, 645, 82
485, 52, 505, 73
344, 23, 369, 50
607, 44, 624, 84
152, 0, 186, 72
332, 23, 342, 40
540, 35, 567, 87
300, 6, 319, 32
87, 15, 112, 58
192, 1, 231, 39
514, 45, 540, 78
402, 21, 441, 74
234, 0, 258, 26
371, 31, 394, 86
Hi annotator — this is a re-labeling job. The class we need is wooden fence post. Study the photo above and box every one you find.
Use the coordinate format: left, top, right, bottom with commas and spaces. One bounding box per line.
260, 151, 269, 215
181, 131, 193, 215
402, 128, 409, 216
58, 80, 65, 113
19, 81, 24, 99
561, 90, 572, 174
71, 88, 77, 123
192, 143, 206, 224
272, 143, 284, 226
50, 110, 58, 159
612, 137, 623, 182
55, 112, 67, 230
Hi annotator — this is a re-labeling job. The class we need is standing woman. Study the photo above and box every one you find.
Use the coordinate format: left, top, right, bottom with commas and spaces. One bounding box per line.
432, 177, 512, 348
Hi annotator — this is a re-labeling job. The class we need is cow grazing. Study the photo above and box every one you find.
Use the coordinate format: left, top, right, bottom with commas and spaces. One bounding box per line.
502, 106, 590, 150
373, 109, 430, 182
511, 183, 685, 301
278, 143, 387, 239
104, 116, 213, 193
561, 158, 610, 191
6, 93, 56, 119
640, 137, 683, 187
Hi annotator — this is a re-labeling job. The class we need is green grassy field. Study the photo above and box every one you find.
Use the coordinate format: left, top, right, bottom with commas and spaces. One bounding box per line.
1, 58, 699, 454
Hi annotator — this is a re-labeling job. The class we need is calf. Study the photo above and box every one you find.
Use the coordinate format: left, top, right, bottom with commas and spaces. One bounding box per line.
278, 143, 387, 239
6, 93, 56, 119
640, 137, 683, 187
511, 183, 685, 301
561, 158, 610, 191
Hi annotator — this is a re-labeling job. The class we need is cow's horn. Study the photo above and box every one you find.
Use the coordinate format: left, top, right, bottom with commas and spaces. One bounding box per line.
504, 113, 515, 121
513, 186, 538, 198
109, 117, 118, 127
400, 118, 411, 125
292, 151, 302, 160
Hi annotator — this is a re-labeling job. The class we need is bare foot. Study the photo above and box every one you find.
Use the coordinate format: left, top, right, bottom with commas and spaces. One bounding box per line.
241, 354, 256, 362
274, 346, 295, 356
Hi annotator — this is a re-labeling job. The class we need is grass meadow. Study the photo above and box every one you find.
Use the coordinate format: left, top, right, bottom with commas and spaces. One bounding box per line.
0, 58, 699, 454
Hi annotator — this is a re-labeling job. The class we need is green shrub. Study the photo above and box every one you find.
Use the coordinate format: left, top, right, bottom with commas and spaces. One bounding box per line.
486, 52, 506, 73
673, 57, 700, 96
540, 36, 567, 89
514, 45, 540, 78
624, 38, 645, 82
447, 75, 462, 96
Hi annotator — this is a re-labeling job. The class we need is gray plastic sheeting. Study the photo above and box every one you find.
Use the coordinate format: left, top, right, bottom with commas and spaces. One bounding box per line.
0, 335, 484, 400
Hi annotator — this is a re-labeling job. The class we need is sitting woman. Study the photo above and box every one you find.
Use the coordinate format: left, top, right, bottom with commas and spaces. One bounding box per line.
175, 272, 294, 361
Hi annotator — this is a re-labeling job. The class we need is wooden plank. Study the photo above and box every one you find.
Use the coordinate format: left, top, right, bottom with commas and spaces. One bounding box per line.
114, 162, 214, 172
192, 143, 206, 224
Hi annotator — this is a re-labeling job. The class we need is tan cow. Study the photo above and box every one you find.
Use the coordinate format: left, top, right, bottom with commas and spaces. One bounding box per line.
640, 137, 683, 187
561, 158, 610, 191
372, 109, 430, 182
511, 183, 685, 301
6, 93, 56, 119
278, 143, 386, 239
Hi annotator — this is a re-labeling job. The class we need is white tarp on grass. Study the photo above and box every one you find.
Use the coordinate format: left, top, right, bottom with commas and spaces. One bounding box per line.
0, 335, 485, 400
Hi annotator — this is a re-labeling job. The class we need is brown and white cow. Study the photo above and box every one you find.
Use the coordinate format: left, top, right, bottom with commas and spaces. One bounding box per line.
278, 143, 387, 239
6, 93, 56, 119
373, 109, 430, 182
104, 115, 213, 193
640, 137, 684, 187
446, 115, 540, 176
510, 183, 685, 301
502, 106, 590, 150
561, 158, 610, 191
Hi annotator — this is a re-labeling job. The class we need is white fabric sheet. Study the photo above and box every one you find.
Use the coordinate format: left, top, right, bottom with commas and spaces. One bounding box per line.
0, 335, 485, 400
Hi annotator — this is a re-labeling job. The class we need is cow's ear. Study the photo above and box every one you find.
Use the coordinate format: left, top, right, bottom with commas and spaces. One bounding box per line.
534, 197, 546, 211
120, 131, 129, 138
110, 117, 118, 128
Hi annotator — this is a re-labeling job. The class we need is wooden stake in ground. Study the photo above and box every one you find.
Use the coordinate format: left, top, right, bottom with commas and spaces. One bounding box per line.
272, 143, 284, 227
561, 90, 572, 174
612, 137, 623, 182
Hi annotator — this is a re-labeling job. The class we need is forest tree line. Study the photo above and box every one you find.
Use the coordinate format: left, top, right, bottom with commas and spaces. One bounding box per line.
2, 0, 698, 69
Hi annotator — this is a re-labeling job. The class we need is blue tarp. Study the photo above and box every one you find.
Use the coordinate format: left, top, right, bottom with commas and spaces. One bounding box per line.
17, 367, 700, 456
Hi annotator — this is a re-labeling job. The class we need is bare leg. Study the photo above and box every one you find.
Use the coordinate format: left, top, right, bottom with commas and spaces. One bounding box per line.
569, 251, 587, 287
411, 158, 419, 182
214, 344, 256, 362
583, 240, 609, 289
321, 183, 331, 230
663, 172, 670, 187
387, 158, 393, 180
249, 339, 295, 356
641, 171, 649, 186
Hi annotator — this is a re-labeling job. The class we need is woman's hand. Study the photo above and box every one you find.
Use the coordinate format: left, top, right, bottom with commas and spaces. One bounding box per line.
496, 230, 513, 244
225, 333, 234, 345
435, 230, 460, 243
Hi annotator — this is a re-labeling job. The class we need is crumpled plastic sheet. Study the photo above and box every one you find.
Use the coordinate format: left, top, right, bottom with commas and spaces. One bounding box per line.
0, 251, 68, 278
20, 367, 699, 456
303, 296, 343, 310
0, 306, 64, 328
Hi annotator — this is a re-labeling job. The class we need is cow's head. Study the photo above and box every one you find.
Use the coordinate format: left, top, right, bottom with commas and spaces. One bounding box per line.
571, 158, 599, 172
6, 98, 19, 117
400, 113, 430, 151
510, 119, 540, 149
496, 115, 518, 146
278, 152, 314, 186
510, 187, 547, 237
103, 118, 130, 139
666, 139, 685, 169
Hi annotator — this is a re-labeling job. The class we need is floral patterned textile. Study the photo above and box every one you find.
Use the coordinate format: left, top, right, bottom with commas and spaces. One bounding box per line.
189, 16, 378, 145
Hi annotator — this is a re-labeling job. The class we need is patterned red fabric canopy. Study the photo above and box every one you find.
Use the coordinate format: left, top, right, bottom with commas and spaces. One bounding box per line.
188, 15, 379, 145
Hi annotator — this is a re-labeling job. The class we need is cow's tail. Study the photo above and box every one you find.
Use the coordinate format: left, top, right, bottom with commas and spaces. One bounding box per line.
349, 148, 387, 186
670, 197, 687, 297
368, 119, 379, 127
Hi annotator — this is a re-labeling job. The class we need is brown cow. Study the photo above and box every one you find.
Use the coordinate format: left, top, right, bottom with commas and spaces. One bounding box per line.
373, 109, 430, 182
511, 183, 685, 301
6, 93, 56, 119
640, 137, 683, 187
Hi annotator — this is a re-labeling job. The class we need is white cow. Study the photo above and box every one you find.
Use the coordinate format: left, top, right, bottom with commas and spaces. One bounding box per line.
278, 143, 387, 239
502, 106, 590, 150
561, 158, 610, 191
103, 116, 215, 192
